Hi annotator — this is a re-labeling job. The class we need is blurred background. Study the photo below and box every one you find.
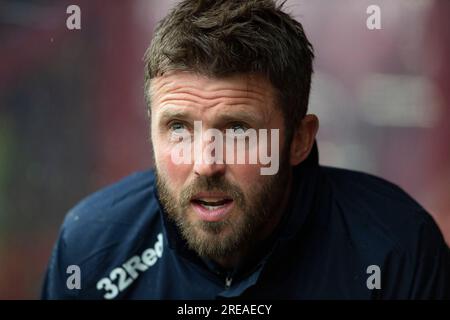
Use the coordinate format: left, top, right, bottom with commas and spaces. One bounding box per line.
0, 0, 449, 299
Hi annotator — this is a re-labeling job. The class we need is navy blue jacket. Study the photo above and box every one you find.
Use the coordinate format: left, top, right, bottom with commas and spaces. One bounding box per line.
42, 145, 450, 299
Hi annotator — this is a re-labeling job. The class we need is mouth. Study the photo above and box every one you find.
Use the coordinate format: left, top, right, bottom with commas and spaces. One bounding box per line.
190, 193, 234, 222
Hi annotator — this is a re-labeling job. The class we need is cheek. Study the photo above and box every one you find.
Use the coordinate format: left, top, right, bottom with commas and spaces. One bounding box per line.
155, 142, 192, 188
227, 163, 264, 190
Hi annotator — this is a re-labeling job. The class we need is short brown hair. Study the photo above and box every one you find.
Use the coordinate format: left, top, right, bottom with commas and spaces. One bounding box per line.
144, 0, 314, 140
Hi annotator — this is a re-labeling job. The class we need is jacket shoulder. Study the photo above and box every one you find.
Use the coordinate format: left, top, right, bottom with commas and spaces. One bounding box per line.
61, 169, 159, 259
321, 166, 427, 228
42, 169, 161, 299
320, 166, 449, 298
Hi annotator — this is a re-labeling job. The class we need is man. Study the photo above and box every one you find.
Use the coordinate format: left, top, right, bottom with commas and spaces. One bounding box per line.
42, 0, 450, 299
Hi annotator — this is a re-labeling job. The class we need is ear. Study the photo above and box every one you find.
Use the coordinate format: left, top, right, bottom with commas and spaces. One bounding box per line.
289, 114, 319, 166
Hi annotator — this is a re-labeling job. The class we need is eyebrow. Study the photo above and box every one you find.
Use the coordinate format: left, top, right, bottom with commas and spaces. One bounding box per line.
158, 108, 263, 126
158, 109, 191, 123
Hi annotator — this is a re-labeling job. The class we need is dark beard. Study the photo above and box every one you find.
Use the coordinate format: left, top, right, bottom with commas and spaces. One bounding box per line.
155, 156, 290, 261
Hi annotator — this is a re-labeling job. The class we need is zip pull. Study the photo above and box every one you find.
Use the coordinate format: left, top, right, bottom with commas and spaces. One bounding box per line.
225, 276, 233, 289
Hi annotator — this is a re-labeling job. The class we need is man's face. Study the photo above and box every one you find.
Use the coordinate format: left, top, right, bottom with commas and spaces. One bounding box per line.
150, 71, 291, 260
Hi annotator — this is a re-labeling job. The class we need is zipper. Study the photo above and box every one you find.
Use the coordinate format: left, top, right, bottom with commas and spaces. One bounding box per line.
225, 276, 233, 289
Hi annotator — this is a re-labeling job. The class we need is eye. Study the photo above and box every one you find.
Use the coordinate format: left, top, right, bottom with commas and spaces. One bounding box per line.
229, 123, 249, 135
169, 121, 187, 134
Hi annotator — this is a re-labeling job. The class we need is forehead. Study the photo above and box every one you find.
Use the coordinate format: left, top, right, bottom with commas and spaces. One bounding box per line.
149, 71, 277, 112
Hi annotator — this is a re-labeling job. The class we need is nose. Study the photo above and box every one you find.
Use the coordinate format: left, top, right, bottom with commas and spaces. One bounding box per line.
193, 161, 226, 177
193, 141, 226, 177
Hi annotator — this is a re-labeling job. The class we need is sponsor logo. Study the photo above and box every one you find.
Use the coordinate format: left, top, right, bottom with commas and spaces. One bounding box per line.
96, 233, 163, 299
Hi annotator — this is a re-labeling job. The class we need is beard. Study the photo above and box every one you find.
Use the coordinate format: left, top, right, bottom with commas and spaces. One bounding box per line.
155, 153, 290, 261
